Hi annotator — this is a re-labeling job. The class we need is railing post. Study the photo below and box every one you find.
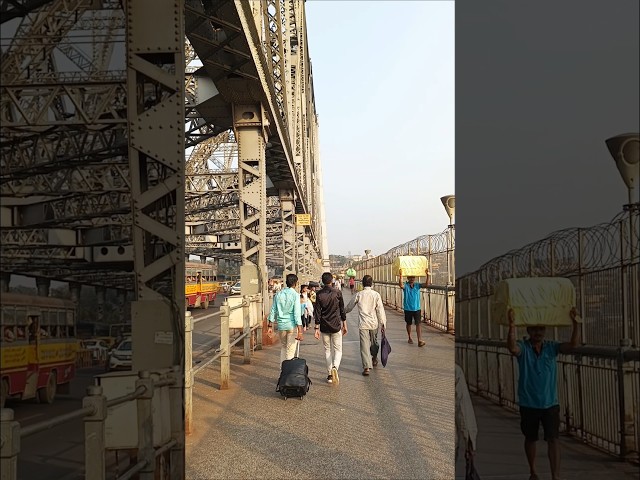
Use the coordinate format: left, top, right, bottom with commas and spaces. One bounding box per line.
243, 296, 251, 364
446, 290, 455, 334
0, 408, 20, 480
220, 300, 230, 390
256, 294, 263, 350
169, 366, 185, 478
184, 311, 193, 435
136, 371, 155, 480
618, 339, 637, 460
83, 386, 106, 480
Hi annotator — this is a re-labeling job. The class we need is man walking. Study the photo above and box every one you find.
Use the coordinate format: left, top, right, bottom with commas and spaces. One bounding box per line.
313, 271, 347, 384
506, 308, 580, 480
267, 273, 303, 364
398, 268, 430, 346
345, 275, 386, 376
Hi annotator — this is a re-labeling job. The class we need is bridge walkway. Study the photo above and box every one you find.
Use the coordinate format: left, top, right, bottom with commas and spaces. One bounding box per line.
186, 295, 456, 479
454, 394, 639, 479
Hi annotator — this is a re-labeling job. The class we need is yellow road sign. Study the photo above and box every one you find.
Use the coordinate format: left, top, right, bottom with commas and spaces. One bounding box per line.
295, 214, 311, 226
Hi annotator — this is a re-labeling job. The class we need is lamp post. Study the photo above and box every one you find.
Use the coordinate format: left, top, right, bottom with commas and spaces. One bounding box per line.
605, 133, 639, 343
440, 195, 455, 286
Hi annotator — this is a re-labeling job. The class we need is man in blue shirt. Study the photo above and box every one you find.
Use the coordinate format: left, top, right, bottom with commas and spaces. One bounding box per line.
507, 308, 580, 480
397, 268, 430, 347
267, 274, 303, 364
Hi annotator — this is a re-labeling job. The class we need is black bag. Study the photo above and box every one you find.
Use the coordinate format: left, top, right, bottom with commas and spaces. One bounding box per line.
276, 340, 311, 400
381, 327, 391, 367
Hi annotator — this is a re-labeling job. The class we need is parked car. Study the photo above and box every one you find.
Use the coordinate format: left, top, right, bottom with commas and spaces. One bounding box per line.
219, 282, 231, 293
106, 337, 132, 371
81, 339, 110, 360
230, 281, 241, 295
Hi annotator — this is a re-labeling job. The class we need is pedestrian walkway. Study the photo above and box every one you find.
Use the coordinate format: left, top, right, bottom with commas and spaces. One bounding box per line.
454, 395, 639, 480
186, 294, 455, 479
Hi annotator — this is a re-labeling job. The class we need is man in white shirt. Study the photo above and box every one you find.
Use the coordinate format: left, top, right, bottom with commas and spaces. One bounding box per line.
345, 275, 387, 376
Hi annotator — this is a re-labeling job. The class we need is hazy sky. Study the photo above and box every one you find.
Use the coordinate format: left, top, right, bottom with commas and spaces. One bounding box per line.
305, 1, 455, 258
455, 0, 639, 275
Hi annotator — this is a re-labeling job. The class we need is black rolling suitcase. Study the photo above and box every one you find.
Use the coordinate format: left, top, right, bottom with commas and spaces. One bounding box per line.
276, 340, 311, 400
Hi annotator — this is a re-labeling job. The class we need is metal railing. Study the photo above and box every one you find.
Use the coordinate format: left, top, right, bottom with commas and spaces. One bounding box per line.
185, 294, 264, 435
352, 226, 455, 288
354, 281, 455, 334
456, 337, 640, 462
455, 208, 640, 462
0, 368, 183, 480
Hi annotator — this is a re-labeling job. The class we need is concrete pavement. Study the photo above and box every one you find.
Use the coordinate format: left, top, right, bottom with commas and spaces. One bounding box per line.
454, 395, 639, 480
186, 292, 456, 479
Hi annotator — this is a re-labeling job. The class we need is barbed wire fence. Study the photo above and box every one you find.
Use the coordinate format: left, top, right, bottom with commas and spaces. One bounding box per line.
457, 208, 640, 347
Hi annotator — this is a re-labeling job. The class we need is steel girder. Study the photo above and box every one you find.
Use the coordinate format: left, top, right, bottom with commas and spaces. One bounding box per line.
279, 189, 296, 276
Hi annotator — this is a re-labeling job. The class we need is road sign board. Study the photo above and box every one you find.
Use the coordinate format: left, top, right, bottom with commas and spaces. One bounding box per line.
295, 214, 311, 226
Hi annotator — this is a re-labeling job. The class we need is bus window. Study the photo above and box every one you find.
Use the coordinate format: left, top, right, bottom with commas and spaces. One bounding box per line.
3, 326, 16, 343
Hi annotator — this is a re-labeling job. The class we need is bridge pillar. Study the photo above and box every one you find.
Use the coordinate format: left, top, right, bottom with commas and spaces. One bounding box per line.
234, 103, 268, 301
36, 277, 50, 297
126, 0, 185, 374
279, 190, 296, 278
303, 234, 311, 279
200, 256, 207, 264
0, 273, 10, 293
296, 225, 305, 278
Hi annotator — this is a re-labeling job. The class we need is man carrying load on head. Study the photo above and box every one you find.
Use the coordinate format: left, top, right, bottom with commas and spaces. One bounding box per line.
398, 268, 430, 347
506, 308, 581, 480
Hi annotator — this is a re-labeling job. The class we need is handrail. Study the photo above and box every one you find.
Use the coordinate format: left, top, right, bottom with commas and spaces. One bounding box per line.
17, 374, 172, 438
106, 385, 147, 408
372, 281, 455, 292
192, 323, 260, 374
192, 309, 222, 324
20, 405, 96, 438
456, 336, 640, 361
116, 460, 147, 480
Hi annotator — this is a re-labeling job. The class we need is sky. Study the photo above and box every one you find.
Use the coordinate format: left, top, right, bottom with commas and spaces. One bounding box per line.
305, 1, 455, 258
455, 0, 639, 274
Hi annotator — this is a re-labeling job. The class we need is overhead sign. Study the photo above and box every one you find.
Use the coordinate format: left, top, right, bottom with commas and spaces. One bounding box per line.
295, 214, 311, 226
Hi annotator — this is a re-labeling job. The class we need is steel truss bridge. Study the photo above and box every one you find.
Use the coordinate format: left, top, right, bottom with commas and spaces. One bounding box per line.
1, 0, 329, 321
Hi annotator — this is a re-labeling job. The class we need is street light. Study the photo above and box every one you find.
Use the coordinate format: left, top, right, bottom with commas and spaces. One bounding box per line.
605, 133, 639, 343
606, 133, 639, 208
440, 195, 455, 286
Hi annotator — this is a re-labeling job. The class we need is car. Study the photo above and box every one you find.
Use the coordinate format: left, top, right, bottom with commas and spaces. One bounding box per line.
81, 339, 110, 360
107, 337, 132, 371
219, 282, 231, 292
230, 281, 241, 295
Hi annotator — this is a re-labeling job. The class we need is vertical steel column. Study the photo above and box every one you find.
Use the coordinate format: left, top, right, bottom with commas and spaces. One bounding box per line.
303, 233, 311, 278
126, 0, 185, 361
36, 277, 50, 297
234, 103, 268, 300
0, 273, 10, 293
96, 286, 106, 324
279, 190, 297, 277
296, 224, 305, 276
